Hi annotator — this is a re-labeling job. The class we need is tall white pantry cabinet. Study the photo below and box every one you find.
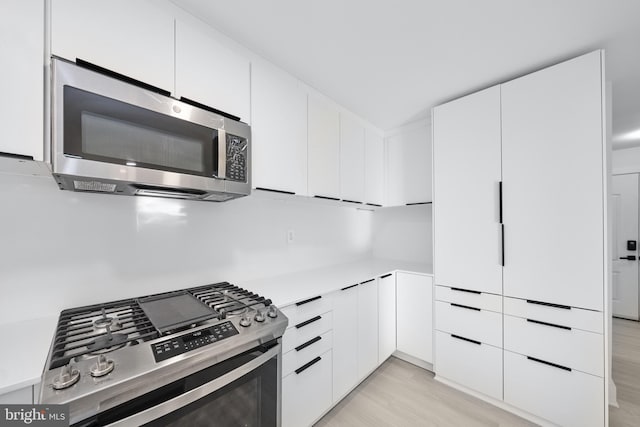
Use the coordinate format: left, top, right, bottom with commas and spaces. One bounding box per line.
433, 50, 608, 427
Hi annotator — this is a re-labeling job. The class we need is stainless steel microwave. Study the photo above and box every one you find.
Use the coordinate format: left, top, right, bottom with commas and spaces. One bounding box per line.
50, 58, 251, 202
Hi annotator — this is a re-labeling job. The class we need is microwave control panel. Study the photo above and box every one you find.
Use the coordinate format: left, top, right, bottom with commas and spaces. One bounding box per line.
226, 134, 247, 182
151, 321, 239, 362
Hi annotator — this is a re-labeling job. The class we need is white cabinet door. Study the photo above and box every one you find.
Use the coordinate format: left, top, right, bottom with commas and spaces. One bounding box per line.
396, 273, 433, 363
386, 121, 432, 206
432, 86, 502, 294
175, 20, 250, 122
0, 386, 33, 404
308, 95, 340, 199
501, 51, 605, 311
282, 350, 333, 427
364, 128, 385, 206
51, 0, 174, 93
378, 273, 396, 362
612, 174, 640, 320
357, 278, 378, 379
339, 114, 365, 203
0, 0, 43, 160
331, 285, 359, 402
251, 60, 307, 195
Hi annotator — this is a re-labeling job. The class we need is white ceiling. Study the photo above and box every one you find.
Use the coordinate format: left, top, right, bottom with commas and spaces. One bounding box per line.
172, 0, 640, 145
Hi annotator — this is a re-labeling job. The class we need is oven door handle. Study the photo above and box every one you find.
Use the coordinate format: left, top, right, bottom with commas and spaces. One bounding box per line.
108, 344, 280, 426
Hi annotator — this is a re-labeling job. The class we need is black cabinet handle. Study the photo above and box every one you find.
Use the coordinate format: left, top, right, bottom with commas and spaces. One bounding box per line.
380, 273, 392, 279
314, 195, 340, 201
526, 318, 571, 330
620, 255, 637, 261
526, 300, 571, 310
451, 303, 481, 312
296, 296, 321, 306
451, 334, 481, 345
526, 356, 572, 372
295, 356, 322, 374
451, 287, 481, 295
361, 278, 375, 285
255, 187, 295, 195
501, 224, 505, 267
341, 284, 359, 291
499, 181, 503, 223
295, 315, 322, 329
295, 336, 322, 352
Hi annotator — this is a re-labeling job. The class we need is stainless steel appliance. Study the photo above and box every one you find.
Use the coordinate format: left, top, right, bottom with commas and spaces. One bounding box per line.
50, 58, 251, 202
40, 282, 287, 426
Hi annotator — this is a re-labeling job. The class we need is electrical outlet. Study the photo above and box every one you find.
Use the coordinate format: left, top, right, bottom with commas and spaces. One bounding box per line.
287, 229, 295, 243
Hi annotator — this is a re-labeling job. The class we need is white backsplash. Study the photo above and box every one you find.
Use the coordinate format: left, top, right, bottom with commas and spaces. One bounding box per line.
372, 204, 433, 263
0, 164, 374, 324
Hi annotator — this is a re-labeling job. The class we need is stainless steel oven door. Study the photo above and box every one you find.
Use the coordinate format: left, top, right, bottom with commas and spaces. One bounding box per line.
74, 341, 281, 427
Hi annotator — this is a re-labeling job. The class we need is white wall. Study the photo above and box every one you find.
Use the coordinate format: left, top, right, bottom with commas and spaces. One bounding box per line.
0, 159, 373, 324
372, 204, 432, 264
612, 146, 640, 174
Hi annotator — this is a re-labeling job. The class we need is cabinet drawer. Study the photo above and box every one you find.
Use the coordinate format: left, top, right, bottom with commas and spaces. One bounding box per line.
504, 350, 604, 427
281, 294, 333, 329
434, 331, 502, 400
282, 350, 333, 427
282, 311, 333, 353
504, 314, 603, 377
435, 301, 501, 347
283, 330, 333, 377
435, 285, 501, 312
504, 296, 603, 334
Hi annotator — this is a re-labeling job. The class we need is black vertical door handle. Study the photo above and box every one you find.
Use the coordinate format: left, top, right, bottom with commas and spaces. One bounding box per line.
501, 224, 505, 267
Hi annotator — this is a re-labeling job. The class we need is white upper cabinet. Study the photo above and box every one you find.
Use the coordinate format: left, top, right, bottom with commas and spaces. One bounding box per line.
0, 0, 43, 160
251, 60, 307, 194
432, 86, 503, 294
308, 95, 340, 199
175, 20, 250, 122
339, 113, 365, 203
51, 0, 174, 93
386, 120, 432, 206
364, 128, 385, 206
501, 51, 605, 311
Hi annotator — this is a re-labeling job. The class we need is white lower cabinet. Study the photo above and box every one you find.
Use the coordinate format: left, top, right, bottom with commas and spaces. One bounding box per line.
504, 351, 604, 427
435, 331, 502, 400
331, 285, 359, 401
357, 279, 379, 378
378, 273, 396, 362
434, 285, 503, 399
282, 350, 333, 427
396, 272, 433, 363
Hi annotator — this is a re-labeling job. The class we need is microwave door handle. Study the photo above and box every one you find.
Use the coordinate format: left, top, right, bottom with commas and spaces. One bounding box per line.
217, 129, 227, 179
108, 344, 280, 426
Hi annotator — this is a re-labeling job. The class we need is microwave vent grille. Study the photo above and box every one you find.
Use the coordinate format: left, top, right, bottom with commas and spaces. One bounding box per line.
73, 180, 117, 193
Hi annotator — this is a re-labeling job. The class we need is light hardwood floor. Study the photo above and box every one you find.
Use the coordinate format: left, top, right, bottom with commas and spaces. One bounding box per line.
316, 319, 640, 426
610, 318, 640, 426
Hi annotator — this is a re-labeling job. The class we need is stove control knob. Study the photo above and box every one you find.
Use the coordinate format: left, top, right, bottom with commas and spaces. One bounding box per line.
90, 355, 115, 378
52, 362, 80, 390
255, 310, 266, 323
239, 314, 253, 327
267, 305, 278, 318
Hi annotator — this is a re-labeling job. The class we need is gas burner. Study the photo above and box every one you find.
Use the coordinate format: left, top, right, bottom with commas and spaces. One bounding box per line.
93, 316, 122, 333
86, 332, 129, 353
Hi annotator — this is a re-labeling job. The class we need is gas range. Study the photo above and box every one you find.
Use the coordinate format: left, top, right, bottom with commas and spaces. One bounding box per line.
40, 282, 288, 425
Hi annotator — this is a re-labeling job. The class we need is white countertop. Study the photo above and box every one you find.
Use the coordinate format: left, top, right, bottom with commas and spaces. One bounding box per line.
240, 258, 432, 307
0, 315, 58, 395
0, 258, 431, 396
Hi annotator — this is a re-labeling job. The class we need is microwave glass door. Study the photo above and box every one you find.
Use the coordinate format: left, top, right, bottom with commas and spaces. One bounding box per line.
63, 86, 219, 177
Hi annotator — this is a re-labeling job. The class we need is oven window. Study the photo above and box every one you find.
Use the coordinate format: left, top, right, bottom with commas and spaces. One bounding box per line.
63, 86, 218, 177
74, 342, 279, 427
